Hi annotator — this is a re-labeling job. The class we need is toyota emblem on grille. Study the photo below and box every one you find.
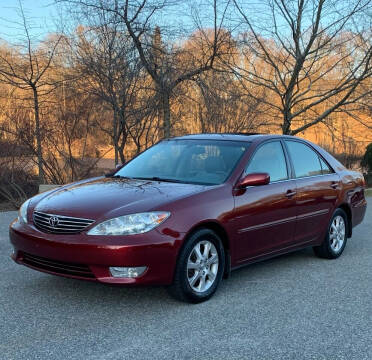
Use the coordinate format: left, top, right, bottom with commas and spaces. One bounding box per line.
49, 216, 59, 227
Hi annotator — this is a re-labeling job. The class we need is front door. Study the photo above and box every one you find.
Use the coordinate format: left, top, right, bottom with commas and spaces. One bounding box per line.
233, 140, 297, 262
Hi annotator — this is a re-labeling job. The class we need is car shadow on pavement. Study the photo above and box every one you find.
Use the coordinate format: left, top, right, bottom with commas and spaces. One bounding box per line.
26, 246, 316, 307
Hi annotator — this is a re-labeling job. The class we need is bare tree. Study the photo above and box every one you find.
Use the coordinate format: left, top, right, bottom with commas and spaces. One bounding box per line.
61, 0, 231, 138
193, 71, 270, 133
69, 7, 144, 165
0, 1, 62, 183
0, 111, 37, 208
232, 0, 372, 135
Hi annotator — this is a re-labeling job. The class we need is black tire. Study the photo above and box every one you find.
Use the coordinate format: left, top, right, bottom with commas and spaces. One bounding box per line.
168, 228, 225, 303
313, 208, 348, 259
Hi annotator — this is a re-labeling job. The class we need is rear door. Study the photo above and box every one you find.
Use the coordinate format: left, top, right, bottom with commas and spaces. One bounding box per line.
284, 140, 340, 244
233, 140, 297, 261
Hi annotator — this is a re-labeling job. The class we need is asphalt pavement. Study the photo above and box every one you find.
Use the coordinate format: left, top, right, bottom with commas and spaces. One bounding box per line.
0, 200, 371, 360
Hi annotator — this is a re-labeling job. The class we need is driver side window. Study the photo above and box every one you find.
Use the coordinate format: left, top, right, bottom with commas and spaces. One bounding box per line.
246, 141, 288, 182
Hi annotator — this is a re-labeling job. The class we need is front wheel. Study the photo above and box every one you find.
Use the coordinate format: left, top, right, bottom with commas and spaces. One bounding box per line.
168, 229, 225, 303
313, 208, 348, 259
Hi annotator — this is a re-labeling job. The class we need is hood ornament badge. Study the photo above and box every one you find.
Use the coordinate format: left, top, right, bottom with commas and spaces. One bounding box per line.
49, 216, 59, 228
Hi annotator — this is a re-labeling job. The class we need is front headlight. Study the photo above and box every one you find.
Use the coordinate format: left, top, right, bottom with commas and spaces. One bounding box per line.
87, 212, 170, 236
18, 199, 31, 224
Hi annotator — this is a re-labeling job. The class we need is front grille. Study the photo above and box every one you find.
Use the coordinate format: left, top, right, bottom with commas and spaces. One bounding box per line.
33, 211, 95, 234
22, 252, 95, 279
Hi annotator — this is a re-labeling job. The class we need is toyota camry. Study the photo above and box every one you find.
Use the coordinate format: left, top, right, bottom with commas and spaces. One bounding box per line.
10, 134, 367, 302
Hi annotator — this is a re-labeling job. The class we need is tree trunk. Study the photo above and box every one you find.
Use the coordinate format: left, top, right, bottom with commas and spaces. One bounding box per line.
113, 110, 119, 166
32, 85, 44, 184
162, 92, 171, 138
199, 102, 205, 133
117, 125, 127, 164
282, 108, 292, 135
117, 109, 128, 164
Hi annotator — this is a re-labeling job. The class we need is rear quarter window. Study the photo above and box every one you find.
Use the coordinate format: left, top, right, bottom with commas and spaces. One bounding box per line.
319, 156, 333, 175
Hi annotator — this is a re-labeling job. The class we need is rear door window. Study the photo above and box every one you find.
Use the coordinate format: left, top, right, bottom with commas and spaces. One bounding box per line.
285, 141, 323, 178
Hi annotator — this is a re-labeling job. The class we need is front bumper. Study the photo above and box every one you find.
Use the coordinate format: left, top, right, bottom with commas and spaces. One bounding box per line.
9, 219, 183, 285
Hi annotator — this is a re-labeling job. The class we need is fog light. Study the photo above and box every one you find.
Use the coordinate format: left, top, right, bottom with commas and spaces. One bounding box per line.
109, 266, 147, 278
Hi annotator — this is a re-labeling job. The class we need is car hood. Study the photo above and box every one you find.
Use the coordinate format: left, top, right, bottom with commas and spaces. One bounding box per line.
34, 177, 207, 220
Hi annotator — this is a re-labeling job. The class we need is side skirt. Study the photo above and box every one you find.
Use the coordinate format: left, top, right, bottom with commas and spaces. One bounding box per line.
231, 239, 318, 272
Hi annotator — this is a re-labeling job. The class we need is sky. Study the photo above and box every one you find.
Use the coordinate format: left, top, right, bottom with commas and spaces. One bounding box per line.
0, 0, 219, 45
0, 0, 319, 47
0, 0, 365, 47
0, 0, 59, 43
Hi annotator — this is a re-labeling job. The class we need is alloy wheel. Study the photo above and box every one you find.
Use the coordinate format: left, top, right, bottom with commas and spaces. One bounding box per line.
329, 215, 346, 252
187, 240, 219, 293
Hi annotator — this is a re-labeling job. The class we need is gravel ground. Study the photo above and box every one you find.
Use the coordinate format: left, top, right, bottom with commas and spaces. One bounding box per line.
0, 200, 371, 360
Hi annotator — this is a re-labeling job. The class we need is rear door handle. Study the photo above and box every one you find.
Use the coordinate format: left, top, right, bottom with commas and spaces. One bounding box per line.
286, 190, 297, 198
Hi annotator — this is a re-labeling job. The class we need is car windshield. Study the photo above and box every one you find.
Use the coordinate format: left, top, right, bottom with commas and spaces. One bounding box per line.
116, 139, 250, 185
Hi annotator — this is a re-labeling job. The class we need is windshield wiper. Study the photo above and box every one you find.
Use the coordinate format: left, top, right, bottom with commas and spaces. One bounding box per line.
106, 174, 131, 179
132, 176, 184, 183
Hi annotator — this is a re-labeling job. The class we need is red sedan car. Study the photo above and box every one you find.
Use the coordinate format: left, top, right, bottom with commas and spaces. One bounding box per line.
10, 134, 367, 302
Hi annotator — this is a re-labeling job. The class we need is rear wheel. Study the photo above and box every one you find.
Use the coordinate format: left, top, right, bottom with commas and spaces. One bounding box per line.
168, 228, 225, 303
313, 208, 348, 259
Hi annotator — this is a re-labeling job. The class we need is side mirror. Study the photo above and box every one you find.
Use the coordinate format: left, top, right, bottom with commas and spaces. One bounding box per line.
236, 173, 270, 188
115, 163, 123, 169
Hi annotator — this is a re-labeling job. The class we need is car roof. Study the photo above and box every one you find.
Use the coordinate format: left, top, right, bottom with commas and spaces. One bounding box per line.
165, 133, 346, 172
169, 133, 298, 143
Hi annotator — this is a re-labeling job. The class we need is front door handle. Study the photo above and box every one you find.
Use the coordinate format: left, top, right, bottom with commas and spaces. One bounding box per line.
330, 181, 339, 189
286, 190, 297, 198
